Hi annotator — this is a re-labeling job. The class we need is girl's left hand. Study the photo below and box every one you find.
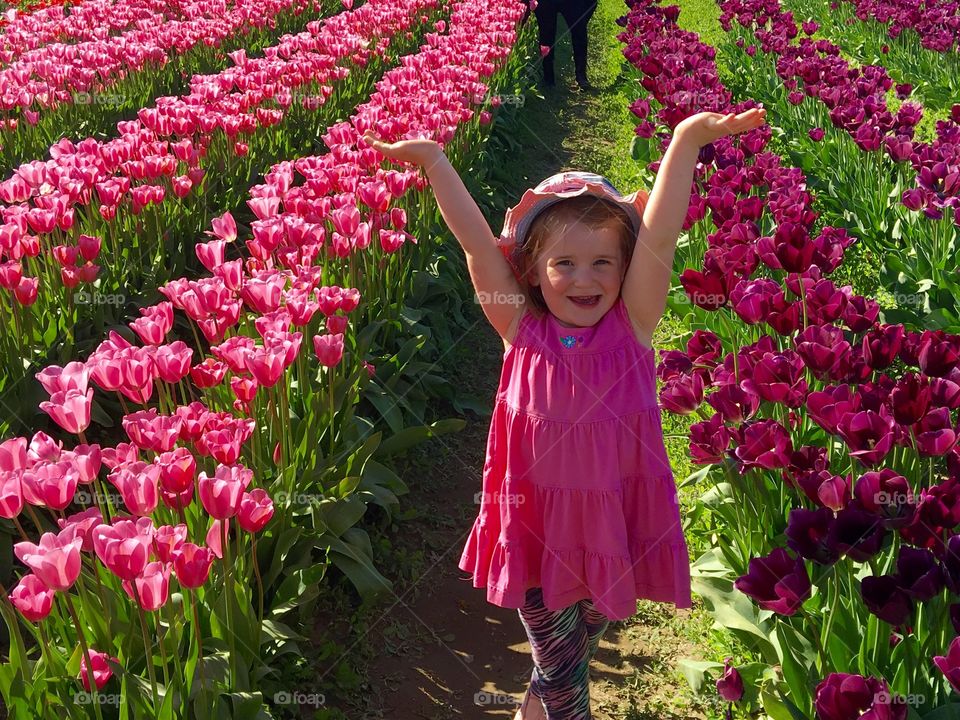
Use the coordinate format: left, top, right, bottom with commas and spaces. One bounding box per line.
675, 107, 768, 148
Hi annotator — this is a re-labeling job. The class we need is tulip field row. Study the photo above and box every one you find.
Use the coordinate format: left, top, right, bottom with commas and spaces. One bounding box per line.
778, 0, 960, 111
0, 0, 329, 168
0, 0, 448, 440
618, 0, 960, 714
0, 0, 528, 714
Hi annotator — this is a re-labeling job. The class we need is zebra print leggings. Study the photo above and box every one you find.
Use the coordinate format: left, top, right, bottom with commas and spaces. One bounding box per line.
517, 587, 611, 719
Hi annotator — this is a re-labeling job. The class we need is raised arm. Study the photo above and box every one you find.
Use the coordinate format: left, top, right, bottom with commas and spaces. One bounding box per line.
362, 130, 524, 340
621, 108, 767, 339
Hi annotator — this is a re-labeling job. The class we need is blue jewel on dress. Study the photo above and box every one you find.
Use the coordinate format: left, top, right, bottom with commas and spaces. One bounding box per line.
560, 334, 583, 348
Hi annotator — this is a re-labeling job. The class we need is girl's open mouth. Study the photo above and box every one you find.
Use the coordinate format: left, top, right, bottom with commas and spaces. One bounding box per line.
569, 295, 600, 307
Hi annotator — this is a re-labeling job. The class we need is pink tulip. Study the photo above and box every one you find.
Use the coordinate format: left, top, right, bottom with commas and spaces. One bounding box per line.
314, 332, 344, 367
206, 518, 229, 559
198, 464, 253, 519
57, 507, 104, 553
9, 574, 55, 622
79, 649, 118, 692
108, 461, 160, 516
156, 446, 196, 493
159, 480, 193, 510
92, 518, 154, 581
35, 361, 89, 395
238, 488, 274, 533
173, 542, 214, 588
39, 388, 93, 434
0, 470, 23, 518
121, 409, 182, 453
153, 524, 187, 563
14, 528, 82, 591
122, 561, 171, 611
0, 437, 27, 471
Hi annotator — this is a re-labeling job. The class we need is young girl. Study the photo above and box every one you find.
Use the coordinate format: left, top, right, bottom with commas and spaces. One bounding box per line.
361, 105, 766, 720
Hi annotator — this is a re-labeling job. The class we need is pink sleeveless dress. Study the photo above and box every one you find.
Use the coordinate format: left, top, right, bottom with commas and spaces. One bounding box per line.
458, 295, 692, 621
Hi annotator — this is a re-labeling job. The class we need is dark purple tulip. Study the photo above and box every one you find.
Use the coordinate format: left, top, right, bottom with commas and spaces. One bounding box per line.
740, 350, 808, 407
898, 330, 924, 367
679, 267, 731, 310
952, 104, 960, 124
734, 547, 811, 615
860, 574, 913, 625
841, 294, 881, 334
629, 97, 650, 120
934, 636, 960, 693
944, 535, 960, 596
895, 83, 912, 99
811, 226, 855, 274
918, 330, 960, 377
913, 406, 958, 457
883, 136, 914, 163
709, 383, 761, 425
809, 127, 825, 141
863, 324, 904, 370
930, 374, 960, 410
733, 419, 794, 473
782, 445, 829, 488
901, 188, 925, 211
806, 279, 848, 325
690, 413, 732, 465
796, 470, 850, 511
794, 324, 851, 378
827, 503, 887, 562
897, 546, 944, 601
657, 350, 693, 383
859, 375, 897, 413
807, 384, 860, 435
837, 408, 896, 467
756, 222, 817, 273
814, 673, 906, 720
853, 468, 915, 529
767, 296, 803, 335
716, 657, 744, 702
786, 507, 840, 565
660, 373, 705, 415
687, 330, 723, 365
889, 373, 930, 424
900, 490, 950, 553
729, 278, 781, 325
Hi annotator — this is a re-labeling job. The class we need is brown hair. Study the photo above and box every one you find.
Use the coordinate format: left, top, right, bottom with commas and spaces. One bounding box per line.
510, 195, 637, 317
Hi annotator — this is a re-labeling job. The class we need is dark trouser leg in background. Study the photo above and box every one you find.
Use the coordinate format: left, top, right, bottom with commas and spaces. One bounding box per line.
561, 0, 597, 88
533, 0, 559, 86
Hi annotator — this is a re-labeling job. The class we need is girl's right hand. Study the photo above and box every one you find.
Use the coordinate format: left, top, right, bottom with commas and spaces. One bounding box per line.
362, 129, 443, 167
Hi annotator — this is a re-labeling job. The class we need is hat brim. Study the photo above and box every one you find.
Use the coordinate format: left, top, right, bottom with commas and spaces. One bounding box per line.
498, 182, 649, 260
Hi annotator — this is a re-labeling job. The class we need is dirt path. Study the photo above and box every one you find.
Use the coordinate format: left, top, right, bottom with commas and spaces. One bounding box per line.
304, 1, 731, 718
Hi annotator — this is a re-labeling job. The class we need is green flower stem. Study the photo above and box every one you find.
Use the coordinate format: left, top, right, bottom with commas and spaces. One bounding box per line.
220, 521, 237, 687
131, 584, 159, 710
62, 592, 105, 720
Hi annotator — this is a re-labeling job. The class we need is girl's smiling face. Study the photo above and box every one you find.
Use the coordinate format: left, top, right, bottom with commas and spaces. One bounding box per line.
528, 218, 626, 328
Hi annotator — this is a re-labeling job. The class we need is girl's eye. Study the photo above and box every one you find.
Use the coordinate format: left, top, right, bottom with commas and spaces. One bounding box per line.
595, 260, 609, 265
